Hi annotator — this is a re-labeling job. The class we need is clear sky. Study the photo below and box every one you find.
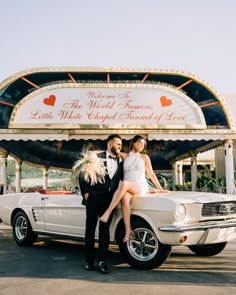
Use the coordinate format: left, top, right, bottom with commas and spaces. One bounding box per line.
1, 0, 236, 94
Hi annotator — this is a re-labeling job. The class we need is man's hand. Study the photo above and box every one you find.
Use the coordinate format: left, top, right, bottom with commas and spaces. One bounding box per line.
84, 192, 89, 200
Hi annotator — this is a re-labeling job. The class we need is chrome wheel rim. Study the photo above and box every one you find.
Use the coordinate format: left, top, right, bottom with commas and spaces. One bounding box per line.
15, 216, 28, 240
127, 228, 158, 261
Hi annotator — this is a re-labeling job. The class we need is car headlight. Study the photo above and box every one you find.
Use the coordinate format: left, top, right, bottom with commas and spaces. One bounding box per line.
175, 204, 186, 221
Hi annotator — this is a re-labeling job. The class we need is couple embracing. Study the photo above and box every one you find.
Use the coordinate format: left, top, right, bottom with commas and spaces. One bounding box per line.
78, 134, 167, 274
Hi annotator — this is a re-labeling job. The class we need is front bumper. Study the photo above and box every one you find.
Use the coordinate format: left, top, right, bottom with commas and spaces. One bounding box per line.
159, 221, 236, 232
158, 221, 236, 245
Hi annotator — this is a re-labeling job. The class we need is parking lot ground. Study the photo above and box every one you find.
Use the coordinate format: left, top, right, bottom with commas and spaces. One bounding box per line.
0, 222, 235, 295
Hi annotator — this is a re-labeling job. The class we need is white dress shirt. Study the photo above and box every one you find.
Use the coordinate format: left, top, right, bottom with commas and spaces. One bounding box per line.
106, 151, 118, 179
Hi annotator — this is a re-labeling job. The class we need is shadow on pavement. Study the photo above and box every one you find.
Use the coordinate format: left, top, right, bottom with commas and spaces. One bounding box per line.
0, 228, 235, 287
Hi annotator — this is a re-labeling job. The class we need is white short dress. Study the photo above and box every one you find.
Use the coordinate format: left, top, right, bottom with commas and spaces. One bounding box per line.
123, 151, 149, 195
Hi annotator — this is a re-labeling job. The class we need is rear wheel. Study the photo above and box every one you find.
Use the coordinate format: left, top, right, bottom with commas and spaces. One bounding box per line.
188, 242, 227, 256
12, 211, 38, 246
117, 219, 171, 270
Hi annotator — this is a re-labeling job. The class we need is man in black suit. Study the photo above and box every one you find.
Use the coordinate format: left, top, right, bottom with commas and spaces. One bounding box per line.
79, 134, 123, 274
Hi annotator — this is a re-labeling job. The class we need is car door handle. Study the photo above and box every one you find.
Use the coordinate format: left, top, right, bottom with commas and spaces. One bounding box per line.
41, 197, 49, 200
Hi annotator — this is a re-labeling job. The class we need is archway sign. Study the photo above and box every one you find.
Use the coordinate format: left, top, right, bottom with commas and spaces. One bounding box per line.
9, 84, 206, 130
1, 67, 236, 193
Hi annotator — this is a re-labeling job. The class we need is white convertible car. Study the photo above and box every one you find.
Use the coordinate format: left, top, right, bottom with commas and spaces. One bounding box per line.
0, 189, 236, 270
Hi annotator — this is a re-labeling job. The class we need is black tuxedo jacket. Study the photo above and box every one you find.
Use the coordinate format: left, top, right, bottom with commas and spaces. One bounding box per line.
79, 151, 123, 205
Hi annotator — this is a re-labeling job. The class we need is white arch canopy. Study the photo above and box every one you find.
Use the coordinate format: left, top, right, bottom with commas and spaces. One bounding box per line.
0, 67, 235, 180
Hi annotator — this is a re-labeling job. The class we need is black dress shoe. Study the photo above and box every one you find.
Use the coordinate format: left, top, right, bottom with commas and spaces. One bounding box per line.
98, 261, 110, 274
85, 262, 94, 271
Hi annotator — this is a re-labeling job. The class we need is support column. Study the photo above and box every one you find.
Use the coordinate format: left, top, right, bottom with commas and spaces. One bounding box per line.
177, 161, 183, 186
0, 152, 8, 194
224, 139, 235, 194
43, 167, 48, 190
191, 153, 198, 191
15, 160, 22, 193
172, 161, 178, 190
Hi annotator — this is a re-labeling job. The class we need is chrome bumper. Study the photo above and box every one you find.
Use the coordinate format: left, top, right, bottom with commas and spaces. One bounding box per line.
159, 221, 236, 232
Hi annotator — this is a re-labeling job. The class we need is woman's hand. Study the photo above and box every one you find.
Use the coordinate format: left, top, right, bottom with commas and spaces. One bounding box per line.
149, 188, 169, 194
119, 152, 128, 160
159, 188, 169, 193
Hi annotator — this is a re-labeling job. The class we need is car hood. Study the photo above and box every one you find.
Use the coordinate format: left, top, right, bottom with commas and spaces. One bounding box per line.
161, 191, 236, 203
131, 191, 236, 211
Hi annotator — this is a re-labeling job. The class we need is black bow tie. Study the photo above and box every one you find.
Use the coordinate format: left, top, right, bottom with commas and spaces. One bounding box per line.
109, 155, 117, 161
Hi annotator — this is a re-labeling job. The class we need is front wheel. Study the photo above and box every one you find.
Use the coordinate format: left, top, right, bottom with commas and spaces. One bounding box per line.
188, 242, 227, 256
118, 219, 171, 270
12, 211, 38, 246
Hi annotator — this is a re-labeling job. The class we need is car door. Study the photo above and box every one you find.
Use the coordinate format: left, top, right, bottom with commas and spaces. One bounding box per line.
41, 194, 86, 236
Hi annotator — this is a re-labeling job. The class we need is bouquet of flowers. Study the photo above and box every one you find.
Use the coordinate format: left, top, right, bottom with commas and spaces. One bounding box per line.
73, 147, 107, 185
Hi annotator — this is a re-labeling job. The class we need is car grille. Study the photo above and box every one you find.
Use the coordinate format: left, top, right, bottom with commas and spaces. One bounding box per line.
202, 201, 236, 217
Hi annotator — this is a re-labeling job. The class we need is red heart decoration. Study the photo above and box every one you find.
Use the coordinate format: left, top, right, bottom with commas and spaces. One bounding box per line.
43, 95, 56, 106
160, 96, 172, 107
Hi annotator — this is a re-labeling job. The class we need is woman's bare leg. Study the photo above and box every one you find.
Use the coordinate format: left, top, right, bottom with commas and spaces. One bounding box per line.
121, 192, 133, 242
100, 180, 140, 223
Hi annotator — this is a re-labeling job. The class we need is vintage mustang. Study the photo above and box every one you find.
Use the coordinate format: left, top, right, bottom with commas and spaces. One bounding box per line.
0, 188, 236, 270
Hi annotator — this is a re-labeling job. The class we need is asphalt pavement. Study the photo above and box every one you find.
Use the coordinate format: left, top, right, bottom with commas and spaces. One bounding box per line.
0, 222, 235, 295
